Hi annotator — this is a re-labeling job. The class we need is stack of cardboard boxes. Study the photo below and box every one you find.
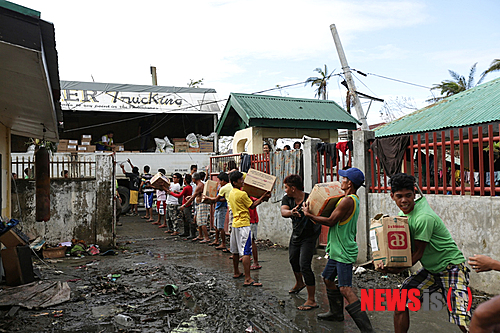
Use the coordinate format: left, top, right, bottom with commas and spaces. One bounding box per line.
80, 134, 96, 152
0, 228, 34, 286
58, 135, 97, 153
173, 138, 214, 153
173, 138, 189, 153
58, 139, 78, 152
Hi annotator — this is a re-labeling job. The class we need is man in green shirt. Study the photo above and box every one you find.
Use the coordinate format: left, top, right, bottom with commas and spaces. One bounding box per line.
380, 173, 471, 333
303, 167, 374, 332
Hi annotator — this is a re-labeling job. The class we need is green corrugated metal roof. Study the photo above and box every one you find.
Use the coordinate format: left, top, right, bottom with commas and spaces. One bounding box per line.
216, 93, 360, 135
375, 77, 500, 137
0, 0, 40, 18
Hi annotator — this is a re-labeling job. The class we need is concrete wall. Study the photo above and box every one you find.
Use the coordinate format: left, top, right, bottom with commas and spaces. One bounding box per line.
368, 193, 500, 294
256, 202, 293, 246
232, 127, 338, 154
1, 124, 11, 217
11, 155, 115, 249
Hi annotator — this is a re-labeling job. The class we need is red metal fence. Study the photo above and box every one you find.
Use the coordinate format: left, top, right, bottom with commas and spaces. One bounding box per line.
315, 144, 352, 246
209, 153, 270, 179
316, 148, 352, 183
369, 124, 500, 196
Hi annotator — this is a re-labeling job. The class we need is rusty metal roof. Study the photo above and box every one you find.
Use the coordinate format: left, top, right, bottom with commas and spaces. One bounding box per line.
375, 77, 500, 137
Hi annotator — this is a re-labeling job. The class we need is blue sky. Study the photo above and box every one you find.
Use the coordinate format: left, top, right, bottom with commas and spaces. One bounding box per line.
19, 0, 500, 125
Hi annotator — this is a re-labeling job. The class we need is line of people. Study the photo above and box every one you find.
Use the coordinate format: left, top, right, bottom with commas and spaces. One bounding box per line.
120, 158, 497, 332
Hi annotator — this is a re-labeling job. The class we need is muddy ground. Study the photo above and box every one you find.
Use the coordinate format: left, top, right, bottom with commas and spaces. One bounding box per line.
0, 214, 494, 332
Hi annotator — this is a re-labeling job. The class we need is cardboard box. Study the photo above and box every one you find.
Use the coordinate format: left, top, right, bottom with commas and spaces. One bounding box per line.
68, 139, 79, 145
0, 228, 28, 247
86, 145, 96, 152
113, 144, 125, 152
80, 141, 91, 146
370, 214, 412, 268
150, 172, 170, 189
175, 142, 189, 153
1, 245, 35, 286
305, 182, 344, 217
199, 141, 214, 152
202, 180, 218, 202
172, 138, 186, 142
59, 139, 69, 145
242, 168, 276, 198
66, 144, 77, 151
188, 147, 200, 153
81, 134, 92, 141
43, 246, 67, 259
77, 146, 87, 151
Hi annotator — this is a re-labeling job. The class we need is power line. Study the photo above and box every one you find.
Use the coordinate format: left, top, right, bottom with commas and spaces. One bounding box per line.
351, 68, 432, 89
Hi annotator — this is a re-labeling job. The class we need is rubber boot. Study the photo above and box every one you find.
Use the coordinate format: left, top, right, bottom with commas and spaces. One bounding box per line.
317, 289, 344, 321
345, 300, 374, 333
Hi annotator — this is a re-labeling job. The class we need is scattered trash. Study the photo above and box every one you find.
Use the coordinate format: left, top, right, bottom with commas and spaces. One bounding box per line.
5, 306, 20, 318
164, 284, 179, 296
87, 245, 100, 255
245, 325, 253, 332
67, 279, 81, 282
381, 275, 388, 279
100, 250, 117, 256
316, 256, 322, 260
354, 267, 367, 274
30, 237, 46, 251
54, 271, 64, 274
114, 313, 134, 327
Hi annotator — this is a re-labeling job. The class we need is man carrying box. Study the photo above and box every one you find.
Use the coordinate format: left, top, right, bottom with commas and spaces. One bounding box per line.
379, 173, 470, 333
303, 167, 374, 332
228, 171, 270, 286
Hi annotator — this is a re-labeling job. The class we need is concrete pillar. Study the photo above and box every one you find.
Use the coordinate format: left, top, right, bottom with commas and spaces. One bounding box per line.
303, 138, 321, 192
353, 130, 375, 263
95, 154, 115, 248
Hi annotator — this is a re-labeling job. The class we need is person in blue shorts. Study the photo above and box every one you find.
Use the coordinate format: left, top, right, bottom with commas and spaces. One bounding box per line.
303, 167, 374, 332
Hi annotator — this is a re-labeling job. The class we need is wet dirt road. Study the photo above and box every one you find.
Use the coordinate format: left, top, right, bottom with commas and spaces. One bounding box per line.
1, 214, 475, 332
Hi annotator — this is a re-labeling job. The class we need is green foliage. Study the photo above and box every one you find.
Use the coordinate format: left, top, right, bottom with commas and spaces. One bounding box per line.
305, 65, 335, 100
187, 78, 204, 88
430, 63, 484, 101
25, 138, 57, 152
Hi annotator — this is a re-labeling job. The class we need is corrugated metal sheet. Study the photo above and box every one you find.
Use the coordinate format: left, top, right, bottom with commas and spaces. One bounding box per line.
229, 93, 360, 124
376, 77, 500, 137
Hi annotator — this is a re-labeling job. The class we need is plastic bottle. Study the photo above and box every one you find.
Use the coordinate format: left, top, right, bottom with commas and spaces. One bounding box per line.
115, 314, 134, 327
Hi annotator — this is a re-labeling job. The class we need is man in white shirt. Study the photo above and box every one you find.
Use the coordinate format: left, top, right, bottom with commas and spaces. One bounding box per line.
166, 173, 182, 236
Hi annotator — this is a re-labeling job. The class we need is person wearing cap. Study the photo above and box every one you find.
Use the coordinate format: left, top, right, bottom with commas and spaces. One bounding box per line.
303, 167, 374, 332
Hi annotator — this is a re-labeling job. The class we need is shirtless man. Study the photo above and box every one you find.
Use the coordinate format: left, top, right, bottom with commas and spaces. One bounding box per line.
180, 172, 210, 243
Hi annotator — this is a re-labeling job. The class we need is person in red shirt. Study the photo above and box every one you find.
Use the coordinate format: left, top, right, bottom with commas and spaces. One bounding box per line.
249, 198, 261, 270
167, 174, 194, 238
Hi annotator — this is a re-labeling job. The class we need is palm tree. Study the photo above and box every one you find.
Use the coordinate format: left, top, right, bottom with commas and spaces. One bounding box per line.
430, 63, 485, 101
305, 65, 335, 100
481, 59, 500, 79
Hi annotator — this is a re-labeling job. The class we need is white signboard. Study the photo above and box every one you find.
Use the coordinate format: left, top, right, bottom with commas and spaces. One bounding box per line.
60, 89, 221, 114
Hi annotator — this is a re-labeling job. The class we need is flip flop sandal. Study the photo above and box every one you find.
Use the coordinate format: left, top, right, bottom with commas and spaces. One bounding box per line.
243, 281, 262, 287
288, 285, 306, 294
222, 249, 231, 253
232, 273, 244, 279
250, 265, 262, 270
297, 304, 319, 311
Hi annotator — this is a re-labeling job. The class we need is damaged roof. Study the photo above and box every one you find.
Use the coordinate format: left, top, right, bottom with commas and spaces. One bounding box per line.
375, 77, 500, 138
216, 93, 360, 136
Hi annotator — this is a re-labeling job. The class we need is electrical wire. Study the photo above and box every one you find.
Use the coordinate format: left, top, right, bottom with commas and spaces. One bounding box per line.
351, 69, 432, 90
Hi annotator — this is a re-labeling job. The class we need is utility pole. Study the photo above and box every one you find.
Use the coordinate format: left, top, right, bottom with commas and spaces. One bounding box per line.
330, 24, 369, 130
150, 66, 157, 85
